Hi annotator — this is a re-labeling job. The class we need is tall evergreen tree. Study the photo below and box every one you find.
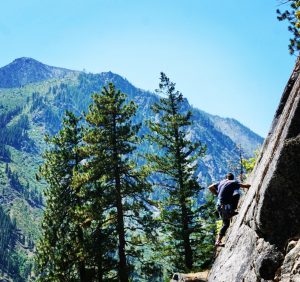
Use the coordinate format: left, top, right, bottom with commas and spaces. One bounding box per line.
146, 73, 207, 272
35, 111, 88, 282
83, 83, 155, 282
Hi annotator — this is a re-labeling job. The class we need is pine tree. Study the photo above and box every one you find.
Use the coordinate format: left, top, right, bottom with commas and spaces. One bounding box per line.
83, 83, 155, 282
277, 0, 300, 54
71, 157, 118, 281
146, 73, 207, 272
35, 111, 88, 282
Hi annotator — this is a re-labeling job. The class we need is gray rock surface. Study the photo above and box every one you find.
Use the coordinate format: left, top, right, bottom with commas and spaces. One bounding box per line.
279, 239, 300, 282
208, 59, 300, 282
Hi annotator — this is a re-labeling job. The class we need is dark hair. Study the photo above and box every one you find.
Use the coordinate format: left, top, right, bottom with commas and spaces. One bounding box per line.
226, 173, 234, 180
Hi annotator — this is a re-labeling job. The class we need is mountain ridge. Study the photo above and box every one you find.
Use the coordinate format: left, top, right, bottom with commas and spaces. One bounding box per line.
0, 57, 77, 88
0, 57, 263, 156
206, 112, 263, 156
0, 57, 263, 179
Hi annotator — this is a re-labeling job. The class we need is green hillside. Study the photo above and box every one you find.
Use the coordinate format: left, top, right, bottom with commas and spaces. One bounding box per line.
0, 58, 263, 281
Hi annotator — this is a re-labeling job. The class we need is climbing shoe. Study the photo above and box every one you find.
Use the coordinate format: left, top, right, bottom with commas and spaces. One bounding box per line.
215, 240, 223, 247
231, 211, 239, 216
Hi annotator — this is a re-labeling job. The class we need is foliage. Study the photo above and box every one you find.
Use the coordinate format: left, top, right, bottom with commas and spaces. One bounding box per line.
0, 64, 263, 281
0, 107, 23, 161
35, 111, 87, 281
146, 73, 211, 273
0, 206, 17, 273
36, 84, 157, 282
0, 205, 32, 281
277, 0, 300, 54
81, 83, 157, 281
242, 149, 260, 174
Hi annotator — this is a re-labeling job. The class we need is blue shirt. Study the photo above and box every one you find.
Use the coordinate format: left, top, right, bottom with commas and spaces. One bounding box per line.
215, 179, 240, 205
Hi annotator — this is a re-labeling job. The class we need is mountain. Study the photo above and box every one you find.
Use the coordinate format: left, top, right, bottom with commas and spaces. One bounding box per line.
207, 113, 263, 157
0, 58, 263, 281
0, 57, 76, 88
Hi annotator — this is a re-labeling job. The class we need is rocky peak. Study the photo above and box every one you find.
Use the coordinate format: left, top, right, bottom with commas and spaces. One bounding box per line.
208, 58, 300, 281
0, 57, 75, 88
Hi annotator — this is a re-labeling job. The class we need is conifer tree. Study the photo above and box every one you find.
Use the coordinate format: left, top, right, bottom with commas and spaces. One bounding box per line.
35, 111, 87, 282
277, 0, 300, 54
83, 83, 155, 282
72, 137, 118, 281
146, 73, 207, 272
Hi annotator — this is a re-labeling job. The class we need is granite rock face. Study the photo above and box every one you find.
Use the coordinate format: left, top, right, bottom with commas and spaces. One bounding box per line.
279, 240, 300, 281
208, 59, 300, 282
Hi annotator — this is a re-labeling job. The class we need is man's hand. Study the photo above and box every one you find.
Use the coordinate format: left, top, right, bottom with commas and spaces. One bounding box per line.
240, 184, 251, 189
208, 184, 218, 195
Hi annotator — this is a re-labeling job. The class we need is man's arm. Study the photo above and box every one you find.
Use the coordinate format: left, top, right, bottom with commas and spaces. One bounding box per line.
240, 183, 251, 189
208, 183, 218, 195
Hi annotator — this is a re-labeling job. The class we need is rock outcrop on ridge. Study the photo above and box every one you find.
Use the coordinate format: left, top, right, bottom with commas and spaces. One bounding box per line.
208, 59, 300, 282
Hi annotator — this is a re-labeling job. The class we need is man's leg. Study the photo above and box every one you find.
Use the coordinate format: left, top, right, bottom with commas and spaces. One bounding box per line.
216, 218, 230, 246
231, 194, 240, 210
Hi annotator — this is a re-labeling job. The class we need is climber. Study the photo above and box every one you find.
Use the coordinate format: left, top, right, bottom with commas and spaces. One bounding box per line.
208, 172, 251, 246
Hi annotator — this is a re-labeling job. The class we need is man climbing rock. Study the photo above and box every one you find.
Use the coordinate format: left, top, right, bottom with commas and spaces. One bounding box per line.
208, 173, 251, 246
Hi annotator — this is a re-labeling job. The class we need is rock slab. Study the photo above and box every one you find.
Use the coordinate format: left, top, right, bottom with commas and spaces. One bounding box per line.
208, 59, 300, 282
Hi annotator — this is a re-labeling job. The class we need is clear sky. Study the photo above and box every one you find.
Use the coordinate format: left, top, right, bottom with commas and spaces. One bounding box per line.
0, 0, 296, 137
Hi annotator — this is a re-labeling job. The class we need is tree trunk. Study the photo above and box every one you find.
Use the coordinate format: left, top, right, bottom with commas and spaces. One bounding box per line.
116, 181, 128, 282
97, 227, 103, 282
77, 227, 87, 282
79, 261, 87, 282
112, 113, 129, 282
97, 260, 103, 282
181, 202, 193, 269
173, 117, 193, 270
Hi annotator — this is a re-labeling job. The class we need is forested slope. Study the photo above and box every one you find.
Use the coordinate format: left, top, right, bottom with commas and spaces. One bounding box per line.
0, 58, 263, 280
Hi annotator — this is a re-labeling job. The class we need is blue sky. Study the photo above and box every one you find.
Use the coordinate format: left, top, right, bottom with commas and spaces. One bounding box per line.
0, 0, 296, 137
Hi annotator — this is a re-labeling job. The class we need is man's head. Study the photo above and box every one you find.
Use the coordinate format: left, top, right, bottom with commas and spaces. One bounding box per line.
226, 173, 234, 180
